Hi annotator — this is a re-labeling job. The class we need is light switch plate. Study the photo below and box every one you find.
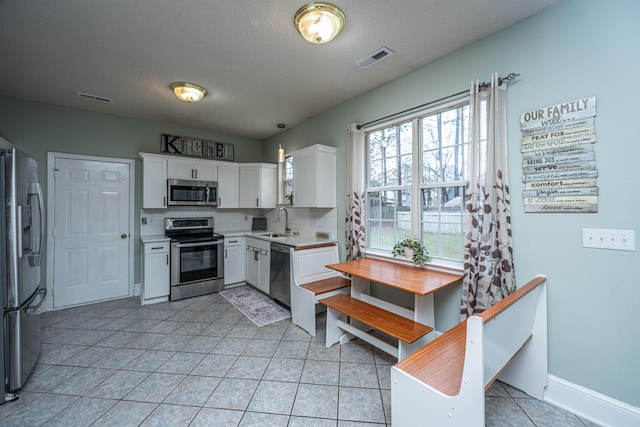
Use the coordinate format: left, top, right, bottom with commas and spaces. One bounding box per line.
582, 228, 635, 251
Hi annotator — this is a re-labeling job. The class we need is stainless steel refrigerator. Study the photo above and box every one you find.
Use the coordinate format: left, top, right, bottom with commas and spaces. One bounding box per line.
0, 137, 46, 401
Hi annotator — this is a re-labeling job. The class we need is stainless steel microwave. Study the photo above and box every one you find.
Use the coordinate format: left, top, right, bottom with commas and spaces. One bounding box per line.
167, 179, 218, 207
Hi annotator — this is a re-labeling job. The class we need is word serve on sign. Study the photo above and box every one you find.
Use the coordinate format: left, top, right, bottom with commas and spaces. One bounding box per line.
520, 96, 598, 213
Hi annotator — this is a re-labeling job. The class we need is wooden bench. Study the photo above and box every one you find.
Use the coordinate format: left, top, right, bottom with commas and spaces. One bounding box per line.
320, 293, 433, 361
391, 274, 548, 426
289, 243, 351, 337
301, 276, 351, 296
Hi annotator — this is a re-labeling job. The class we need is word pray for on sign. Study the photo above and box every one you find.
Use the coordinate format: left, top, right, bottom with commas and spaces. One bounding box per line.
520, 97, 598, 213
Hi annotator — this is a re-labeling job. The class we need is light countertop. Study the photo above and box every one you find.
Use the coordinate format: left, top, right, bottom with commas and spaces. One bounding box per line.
220, 230, 337, 248
140, 235, 171, 243
140, 231, 336, 248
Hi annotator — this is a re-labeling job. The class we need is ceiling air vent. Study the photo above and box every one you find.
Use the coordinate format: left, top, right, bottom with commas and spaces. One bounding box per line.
75, 91, 113, 103
355, 46, 394, 69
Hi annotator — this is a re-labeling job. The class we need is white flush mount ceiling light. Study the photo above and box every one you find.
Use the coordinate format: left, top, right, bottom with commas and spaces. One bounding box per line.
171, 82, 207, 102
294, 2, 345, 44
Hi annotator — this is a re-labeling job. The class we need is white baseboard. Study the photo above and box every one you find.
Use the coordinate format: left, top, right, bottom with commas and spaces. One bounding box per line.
544, 374, 640, 427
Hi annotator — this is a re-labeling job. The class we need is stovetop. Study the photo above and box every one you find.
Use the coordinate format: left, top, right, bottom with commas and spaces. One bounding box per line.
166, 231, 224, 243
164, 217, 223, 242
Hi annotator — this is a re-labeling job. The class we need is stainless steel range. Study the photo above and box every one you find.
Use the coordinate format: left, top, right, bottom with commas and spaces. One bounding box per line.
165, 217, 224, 301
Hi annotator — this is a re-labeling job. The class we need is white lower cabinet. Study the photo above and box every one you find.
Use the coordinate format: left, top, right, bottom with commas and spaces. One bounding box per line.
245, 238, 270, 294
141, 240, 170, 305
224, 236, 245, 285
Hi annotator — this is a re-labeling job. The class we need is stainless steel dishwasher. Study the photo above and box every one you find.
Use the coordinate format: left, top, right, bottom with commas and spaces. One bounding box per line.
269, 243, 291, 308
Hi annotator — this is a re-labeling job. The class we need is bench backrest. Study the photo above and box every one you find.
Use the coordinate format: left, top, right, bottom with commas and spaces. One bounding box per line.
390, 274, 547, 427
291, 243, 341, 285
465, 275, 547, 391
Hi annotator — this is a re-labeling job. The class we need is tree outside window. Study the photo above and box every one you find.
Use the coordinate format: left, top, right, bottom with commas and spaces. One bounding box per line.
366, 101, 469, 262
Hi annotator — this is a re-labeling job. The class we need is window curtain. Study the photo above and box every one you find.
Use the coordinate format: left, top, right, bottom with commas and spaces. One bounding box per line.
461, 73, 516, 319
345, 123, 366, 260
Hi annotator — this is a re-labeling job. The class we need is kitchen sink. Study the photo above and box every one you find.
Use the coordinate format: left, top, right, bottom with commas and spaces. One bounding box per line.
259, 233, 288, 238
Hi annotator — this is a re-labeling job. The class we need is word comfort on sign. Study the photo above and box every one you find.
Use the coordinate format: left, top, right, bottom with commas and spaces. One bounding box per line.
161, 134, 234, 161
520, 96, 598, 213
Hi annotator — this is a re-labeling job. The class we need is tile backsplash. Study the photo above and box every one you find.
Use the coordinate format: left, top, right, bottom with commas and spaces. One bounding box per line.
140, 207, 338, 239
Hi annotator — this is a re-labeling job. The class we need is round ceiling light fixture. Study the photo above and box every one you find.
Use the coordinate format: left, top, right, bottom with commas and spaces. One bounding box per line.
171, 82, 207, 102
294, 2, 345, 44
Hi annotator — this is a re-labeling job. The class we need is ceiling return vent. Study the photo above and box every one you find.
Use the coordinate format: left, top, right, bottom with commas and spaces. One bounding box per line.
355, 46, 394, 69
75, 91, 113, 103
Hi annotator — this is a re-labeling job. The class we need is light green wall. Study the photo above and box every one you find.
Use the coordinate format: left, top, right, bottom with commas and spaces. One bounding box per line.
264, 0, 640, 407
1, 0, 637, 408
0, 97, 263, 282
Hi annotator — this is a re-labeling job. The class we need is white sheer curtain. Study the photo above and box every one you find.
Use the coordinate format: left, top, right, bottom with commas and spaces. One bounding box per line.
461, 73, 516, 319
345, 123, 366, 260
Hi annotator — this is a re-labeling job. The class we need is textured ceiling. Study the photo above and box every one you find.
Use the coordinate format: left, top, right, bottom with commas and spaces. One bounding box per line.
0, 0, 560, 140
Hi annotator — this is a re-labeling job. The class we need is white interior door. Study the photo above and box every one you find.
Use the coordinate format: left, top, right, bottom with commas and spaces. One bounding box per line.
52, 157, 131, 308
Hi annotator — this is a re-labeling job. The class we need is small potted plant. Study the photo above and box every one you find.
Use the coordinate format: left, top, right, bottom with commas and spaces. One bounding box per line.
391, 237, 430, 265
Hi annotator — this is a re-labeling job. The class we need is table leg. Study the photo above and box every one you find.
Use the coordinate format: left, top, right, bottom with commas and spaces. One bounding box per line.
414, 293, 435, 327
348, 276, 372, 333
325, 307, 347, 347
350, 276, 370, 299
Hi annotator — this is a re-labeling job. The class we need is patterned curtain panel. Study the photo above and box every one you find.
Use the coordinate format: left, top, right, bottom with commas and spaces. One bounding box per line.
345, 124, 366, 260
461, 73, 516, 319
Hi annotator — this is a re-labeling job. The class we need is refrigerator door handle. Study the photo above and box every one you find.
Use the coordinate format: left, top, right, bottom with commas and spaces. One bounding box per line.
17, 205, 24, 258
25, 288, 47, 315
27, 181, 45, 267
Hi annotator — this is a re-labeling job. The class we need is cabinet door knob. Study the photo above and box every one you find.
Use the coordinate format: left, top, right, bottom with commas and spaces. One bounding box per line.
121, 233, 128, 239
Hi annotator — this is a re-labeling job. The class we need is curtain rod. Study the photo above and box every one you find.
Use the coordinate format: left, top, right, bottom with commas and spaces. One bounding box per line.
356, 72, 520, 130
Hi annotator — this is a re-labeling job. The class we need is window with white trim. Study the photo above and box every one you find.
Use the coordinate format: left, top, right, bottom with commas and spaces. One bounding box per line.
283, 155, 293, 204
366, 99, 469, 262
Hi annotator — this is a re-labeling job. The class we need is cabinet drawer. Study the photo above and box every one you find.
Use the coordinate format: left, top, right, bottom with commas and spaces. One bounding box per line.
245, 237, 270, 252
224, 237, 245, 247
144, 241, 170, 254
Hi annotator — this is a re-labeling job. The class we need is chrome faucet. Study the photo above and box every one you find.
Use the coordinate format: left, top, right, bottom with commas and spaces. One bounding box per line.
277, 207, 291, 235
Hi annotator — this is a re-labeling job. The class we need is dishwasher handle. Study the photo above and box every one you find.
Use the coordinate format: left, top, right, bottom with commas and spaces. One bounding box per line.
270, 243, 291, 253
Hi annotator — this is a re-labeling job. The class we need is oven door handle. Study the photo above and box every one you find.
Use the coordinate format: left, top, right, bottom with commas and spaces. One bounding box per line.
173, 240, 224, 248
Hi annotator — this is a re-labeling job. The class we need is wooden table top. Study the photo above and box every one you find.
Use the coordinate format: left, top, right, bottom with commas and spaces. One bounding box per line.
326, 258, 462, 296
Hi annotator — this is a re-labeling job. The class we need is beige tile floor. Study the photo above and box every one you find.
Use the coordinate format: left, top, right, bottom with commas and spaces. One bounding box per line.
0, 290, 600, 426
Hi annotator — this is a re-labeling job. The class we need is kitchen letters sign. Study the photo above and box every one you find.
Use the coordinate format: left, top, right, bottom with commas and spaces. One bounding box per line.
161, 133, 234, 161
520, 96, 598, 213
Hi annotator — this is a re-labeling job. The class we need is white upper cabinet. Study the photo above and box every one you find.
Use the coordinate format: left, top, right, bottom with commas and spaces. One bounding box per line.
139, 153, 168, 209
216, 162, 239, 208
292, 144, 337, 208
167, 157, 217, 181
239, 163, 277, 209
140, 153, 277, 210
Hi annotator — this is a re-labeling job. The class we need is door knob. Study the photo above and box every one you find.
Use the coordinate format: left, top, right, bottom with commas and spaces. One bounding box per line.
121, 233, 127, 239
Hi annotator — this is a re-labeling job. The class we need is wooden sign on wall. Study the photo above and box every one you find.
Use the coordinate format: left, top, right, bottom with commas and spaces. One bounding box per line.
161, 133, 234, 161
520, 97, 598, 213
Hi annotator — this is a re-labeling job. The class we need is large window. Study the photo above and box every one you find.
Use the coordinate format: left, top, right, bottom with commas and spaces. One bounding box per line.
366, 100, 469, 262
